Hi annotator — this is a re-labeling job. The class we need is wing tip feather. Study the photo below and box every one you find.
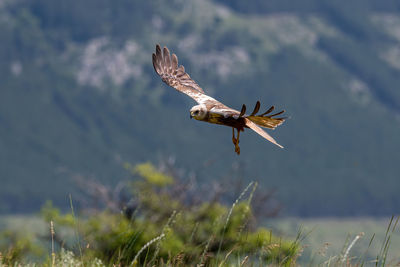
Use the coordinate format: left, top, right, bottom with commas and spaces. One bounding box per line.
152, 44, 205, 95
152, 53, 161, 74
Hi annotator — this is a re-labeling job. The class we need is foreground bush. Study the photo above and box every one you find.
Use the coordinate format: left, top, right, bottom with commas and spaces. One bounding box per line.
2, 163, 400, 266
37, 162, 299, 266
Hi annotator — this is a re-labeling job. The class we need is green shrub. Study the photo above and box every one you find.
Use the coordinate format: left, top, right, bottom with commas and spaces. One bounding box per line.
40, 162, 299, 266
0, 229, 44, 265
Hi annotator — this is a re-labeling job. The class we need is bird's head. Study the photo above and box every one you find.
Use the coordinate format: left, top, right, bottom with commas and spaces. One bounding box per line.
190, 104, 207, 120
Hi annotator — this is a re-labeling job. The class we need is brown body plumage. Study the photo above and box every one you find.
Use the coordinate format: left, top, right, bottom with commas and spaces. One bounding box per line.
152, 44, 286, 154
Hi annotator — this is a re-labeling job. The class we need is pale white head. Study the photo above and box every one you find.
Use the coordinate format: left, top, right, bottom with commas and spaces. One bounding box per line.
190, 104, 207, 120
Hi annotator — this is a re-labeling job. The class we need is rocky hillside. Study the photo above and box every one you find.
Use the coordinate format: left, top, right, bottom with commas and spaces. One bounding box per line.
1, 0, 400, 215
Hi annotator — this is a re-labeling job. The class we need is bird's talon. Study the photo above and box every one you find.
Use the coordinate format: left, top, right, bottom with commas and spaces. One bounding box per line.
235, 145, 240, 155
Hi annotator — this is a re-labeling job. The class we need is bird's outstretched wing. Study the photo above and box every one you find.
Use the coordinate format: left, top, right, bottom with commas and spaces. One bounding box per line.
245, 118, 284, 148
153, 44, 216, 105
244, 101, 286, 129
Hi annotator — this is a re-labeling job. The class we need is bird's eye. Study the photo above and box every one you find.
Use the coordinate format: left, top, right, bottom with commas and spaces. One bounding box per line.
194, 110, 199, 115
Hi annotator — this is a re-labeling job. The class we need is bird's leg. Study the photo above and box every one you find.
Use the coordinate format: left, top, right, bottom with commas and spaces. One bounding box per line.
231, 128, 241, 155
235, 130, 241, 155
232, 127, 237, 145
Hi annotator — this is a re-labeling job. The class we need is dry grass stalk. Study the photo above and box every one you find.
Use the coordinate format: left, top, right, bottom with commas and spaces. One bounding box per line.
131, 233, 165, 266
50, 220, 56, 267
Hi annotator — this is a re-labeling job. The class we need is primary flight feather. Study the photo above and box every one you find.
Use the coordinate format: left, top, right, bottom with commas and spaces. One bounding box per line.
152, 44, 286, 154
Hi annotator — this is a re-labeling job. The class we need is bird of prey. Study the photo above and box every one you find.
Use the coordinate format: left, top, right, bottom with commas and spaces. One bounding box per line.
152, 44, 286, 155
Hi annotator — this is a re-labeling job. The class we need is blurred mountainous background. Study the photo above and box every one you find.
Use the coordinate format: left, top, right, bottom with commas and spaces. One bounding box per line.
1, 0, 400, 216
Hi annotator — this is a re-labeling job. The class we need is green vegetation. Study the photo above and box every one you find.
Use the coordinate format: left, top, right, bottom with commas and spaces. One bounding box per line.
1, 164, 399, 265
268, 217, 400, 265
0, 163, 300, 266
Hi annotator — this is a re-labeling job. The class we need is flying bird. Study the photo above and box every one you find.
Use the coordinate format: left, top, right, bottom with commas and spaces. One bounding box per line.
152, 44, 286, 155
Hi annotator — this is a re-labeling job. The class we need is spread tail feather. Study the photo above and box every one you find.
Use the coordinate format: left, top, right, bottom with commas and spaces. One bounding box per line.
245, 118, 283, 148
246, 115, 285, 129
244, 102, 286, 129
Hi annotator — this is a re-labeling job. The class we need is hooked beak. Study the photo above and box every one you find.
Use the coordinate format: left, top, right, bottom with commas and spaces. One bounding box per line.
190, 114, 193, 119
